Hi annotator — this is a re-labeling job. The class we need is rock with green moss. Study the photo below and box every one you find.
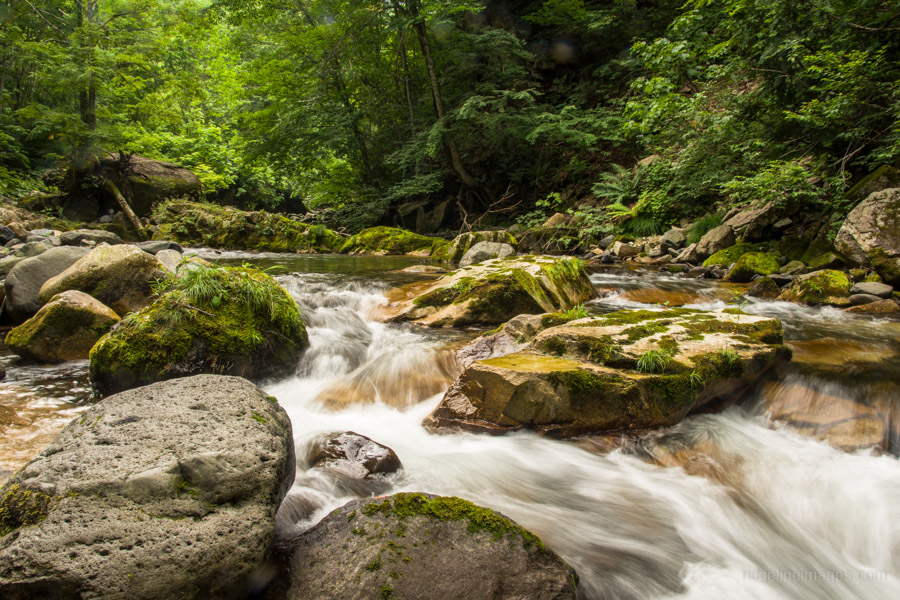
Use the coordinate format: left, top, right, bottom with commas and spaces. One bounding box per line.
431, 230, 518, 263
724, 252, 780, 282
745, 277, 781, 299
777, 269, 852, 305
384, 256, 595, 327
835, 188, 900, 285
701, 243, 764, 268
268, 492, 576, 600
0, 375, 294, 600
338, 226, 445, 256
5, 291, 119, 362
39, 244, 168, 317
152, 200, 345, 252
89, 263, 308, 396
424, 308, 790, 437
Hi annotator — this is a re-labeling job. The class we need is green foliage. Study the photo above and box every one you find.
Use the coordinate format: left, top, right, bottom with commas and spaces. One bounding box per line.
686, 215, 722, 244
636, 349, 672, 374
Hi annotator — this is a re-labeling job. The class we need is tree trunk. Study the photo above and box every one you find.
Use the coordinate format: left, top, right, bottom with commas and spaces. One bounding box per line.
103, 179, 147, 240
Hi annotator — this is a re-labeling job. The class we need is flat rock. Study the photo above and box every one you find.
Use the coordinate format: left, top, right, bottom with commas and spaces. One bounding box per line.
265, 493, 576, 600
850, 281, 893, 298
133, 240, 184, 254
0, 375, 295, 600
849, 293, 882, 306
844, 299, 900, 314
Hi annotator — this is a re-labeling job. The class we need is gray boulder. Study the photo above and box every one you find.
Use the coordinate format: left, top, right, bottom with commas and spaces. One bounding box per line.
835, 188, 900, 285
0, 375, 295, 600
59, 229, 123, 247
156, 248, 184, 273
459, 241, 516, 267
695, 225, 736, 260
849, 293, 882, 306
660, 227, 686, 250
850, 281, 894, 299
612, 241, 640, 258
674, 242, 699, 264
134, 240, 184, 255
305, 431, 402, 480
267, 493, 577, 600
724, 203, 781, 242
0, 225, 15, 245
3, 246, 90, 322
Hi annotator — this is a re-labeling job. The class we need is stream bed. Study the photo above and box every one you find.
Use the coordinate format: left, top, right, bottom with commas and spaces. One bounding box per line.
2, 253, 899, 599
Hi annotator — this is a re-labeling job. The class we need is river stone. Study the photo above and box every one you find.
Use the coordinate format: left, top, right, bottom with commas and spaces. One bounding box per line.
745, 277, 781, 299
265, 493, 577, 600
424, 308, 790, 438
59, 229, 123, 247
695, 225, 736, 260
834, 188, 900, 285
4, 291, 120, 362
612, 241, 640, 258
849, 293, 882, 306
156, 248, 183, 273
843, 299, 900, 314
133, 239, 184, 254
39, 244, 168, 317
777, 270, 852, 306
850, 281, 893, 298
382, 256, 594, 327
674, 242, 699, 264
459, 241, 516, 267
0, 225, 15, 245
0, 375, 295, 600
3, 246, 90, 322
660, 227, 686, 250
431, 230, 518, 264
17, 241, 50, 258
305, 431, 402, 480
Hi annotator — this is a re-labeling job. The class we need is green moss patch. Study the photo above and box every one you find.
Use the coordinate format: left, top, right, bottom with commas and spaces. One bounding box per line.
340, 226, 444, 255
0, 483, 58, 536
702, 243, 765, 267
724, 252, 780, 283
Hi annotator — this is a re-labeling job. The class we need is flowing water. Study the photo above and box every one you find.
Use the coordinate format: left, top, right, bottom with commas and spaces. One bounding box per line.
2, 254, 900, 599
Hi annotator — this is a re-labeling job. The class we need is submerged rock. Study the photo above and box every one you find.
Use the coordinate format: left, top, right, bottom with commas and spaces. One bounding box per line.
39, 244, 167, 317
89, 263, 308, 396
0, 375, 295, 600
424, 308, 790, 438
266, 493, 577, 600
5, 291, 119, 362
383, 256, 595, 327
153, 200, 344, 252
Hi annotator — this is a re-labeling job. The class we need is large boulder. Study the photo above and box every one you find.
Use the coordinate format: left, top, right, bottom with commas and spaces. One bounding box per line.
724, 252, 780, 283
777, 270, 852, 306
152, 200, 343, 252
99, 154, 202, 216
660, 227, 686, 250
89, 263, 308, 396
266, 493, 577, 600
0, 375, 294, 600
432, 230, 518, 264
3, 246, 89, 322
59, 229, 123, 247
459, 241, 516, 267
695, 225, 736, 260
424, 308, 790, 437
723, 202, 792, 242
5, 291, 119, 362
382, 256, 595, 327
38, 244, 168, 317
835, 188, 900, 285
339, 226, 444, 256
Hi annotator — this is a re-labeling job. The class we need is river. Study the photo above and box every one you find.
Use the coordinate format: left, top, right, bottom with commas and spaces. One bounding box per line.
1, 253, 899, 599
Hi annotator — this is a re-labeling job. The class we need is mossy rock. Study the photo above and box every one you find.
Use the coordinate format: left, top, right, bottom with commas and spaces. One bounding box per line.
800, 240, 845, 270
339, 226, 445, 256
777, 269, 852, 306
745, 277, 781, 299
431, 230, 518, 264
388, 256, 595, 327
701, 243, 764, 268
89, 264, 308, 396
5, 290, 120, 363
425, 308, 790, 437
778, 236, 811, 262
724, 252, 780, 283
271, 492, 577, 599
152, 200, 344, 252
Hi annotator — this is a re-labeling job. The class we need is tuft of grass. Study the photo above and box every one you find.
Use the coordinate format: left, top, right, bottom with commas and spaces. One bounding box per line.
687, 214, 723, 244
623, 215, 664, 237
636, 349, 672, 374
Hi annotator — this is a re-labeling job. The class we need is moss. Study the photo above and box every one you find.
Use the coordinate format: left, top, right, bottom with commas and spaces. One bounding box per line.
778, 269, 852, 305
689, 351, 745, 380
585, 308, 697, 327
0, 483, 57, 536
621, 322, 669, 341
778, 236, 810, 262
340, 226, 443, 255
89, 264, 308, 395
724, 252, 780, 283
538, 258, 593, 306
745, 277, 781, 299
657, 335, 680, 355
575, 337, 626, 366
5, 299, 118, 362
538, 336, 568, 356
459, 273, 544, 324
869, 247, 900, 286
642, 374, 696, 406
412, 287, 457, 308
251, 411, 268, 424
548, 368, 610, 397
681, 315, 783, 344
380, 585, 394, 599
702, 243, 764, 267
360, 493, 545, 550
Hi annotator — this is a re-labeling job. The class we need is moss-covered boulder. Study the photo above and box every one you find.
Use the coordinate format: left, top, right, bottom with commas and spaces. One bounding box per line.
269, 492, 577, 600
152, 200, 344, 252
338, 226, 445, 256
5, 291, 119, 363
383, 256, 595, 327
745, 277, 782, 299
777, 269, 852, 305
724, 252, 780, 283
38, 244, 167, 317
516, 225, 583, 255
835, 188, 900, 285
424, 308, 790, 437
89, 263, 308, 396
431, 230, 518, 263
701, 243, 764, 268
